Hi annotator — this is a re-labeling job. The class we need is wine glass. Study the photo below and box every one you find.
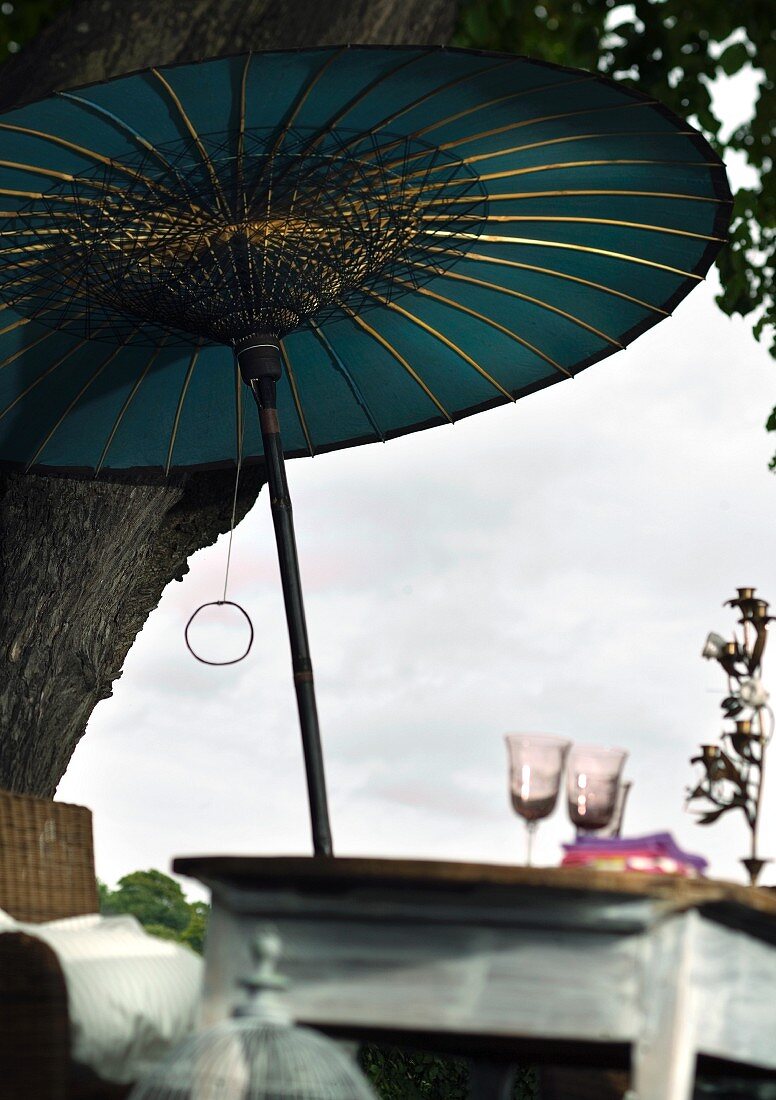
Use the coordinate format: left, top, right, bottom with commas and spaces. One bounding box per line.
566, 745, 628, 835
505, 734, 571, 865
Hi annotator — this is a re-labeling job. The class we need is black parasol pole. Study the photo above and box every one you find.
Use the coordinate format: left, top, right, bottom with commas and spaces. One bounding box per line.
236, 337, 333, 858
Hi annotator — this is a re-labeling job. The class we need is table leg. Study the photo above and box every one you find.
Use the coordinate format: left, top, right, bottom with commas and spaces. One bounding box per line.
468, 1059, 516, 1099
631, 913, 698, 1100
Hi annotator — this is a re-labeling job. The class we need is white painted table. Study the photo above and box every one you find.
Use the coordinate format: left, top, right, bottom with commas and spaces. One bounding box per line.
174, 857, 776, 1100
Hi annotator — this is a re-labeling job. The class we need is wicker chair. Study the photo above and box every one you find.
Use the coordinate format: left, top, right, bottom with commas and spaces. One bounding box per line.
0, 788, 130, 1100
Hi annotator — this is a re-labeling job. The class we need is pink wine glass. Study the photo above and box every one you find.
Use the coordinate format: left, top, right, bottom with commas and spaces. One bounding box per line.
567, 744, 628, 835
505, 733, 571, 865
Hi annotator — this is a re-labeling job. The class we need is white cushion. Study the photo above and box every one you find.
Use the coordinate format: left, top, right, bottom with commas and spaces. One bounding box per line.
1, 910, 202, 1084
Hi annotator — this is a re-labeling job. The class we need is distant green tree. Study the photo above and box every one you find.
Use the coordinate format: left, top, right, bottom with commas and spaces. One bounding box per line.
454, 0, 775, 461
100, 869, 209, 954
101, 868, 192, 933
141, 921, 181, 942
97, 878, 111, 911
180, 900, 209, 955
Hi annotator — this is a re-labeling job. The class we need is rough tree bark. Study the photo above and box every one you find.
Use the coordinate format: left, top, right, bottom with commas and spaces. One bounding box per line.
0, 0, 461, 796
0, 469, 264, 796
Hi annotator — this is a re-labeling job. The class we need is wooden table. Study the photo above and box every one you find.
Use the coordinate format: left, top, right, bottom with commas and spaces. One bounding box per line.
174, 856, 776, 1100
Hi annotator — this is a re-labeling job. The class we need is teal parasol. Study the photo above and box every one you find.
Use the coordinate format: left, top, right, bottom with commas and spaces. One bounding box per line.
0, 46, 731, 854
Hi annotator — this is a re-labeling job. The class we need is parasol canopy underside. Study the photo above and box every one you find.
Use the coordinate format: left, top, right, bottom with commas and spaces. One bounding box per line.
0, 45, 731, 474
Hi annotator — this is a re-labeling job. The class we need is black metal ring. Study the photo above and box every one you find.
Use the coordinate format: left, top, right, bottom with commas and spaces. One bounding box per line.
184, 600, 254, 666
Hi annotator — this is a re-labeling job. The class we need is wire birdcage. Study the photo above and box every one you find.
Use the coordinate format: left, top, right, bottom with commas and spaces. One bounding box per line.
129, 1017, 377, 1100
128, 929, 376, 1100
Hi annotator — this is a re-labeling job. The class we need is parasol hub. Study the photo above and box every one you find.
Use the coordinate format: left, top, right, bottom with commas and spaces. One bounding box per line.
2, 126, 486, 347
235, 337, 282, 386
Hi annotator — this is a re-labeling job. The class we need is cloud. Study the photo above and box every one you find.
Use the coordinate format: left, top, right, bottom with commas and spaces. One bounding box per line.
58, 275, 776, 895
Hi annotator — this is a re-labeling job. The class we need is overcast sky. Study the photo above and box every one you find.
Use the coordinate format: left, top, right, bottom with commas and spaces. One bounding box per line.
58, 65, 774, 897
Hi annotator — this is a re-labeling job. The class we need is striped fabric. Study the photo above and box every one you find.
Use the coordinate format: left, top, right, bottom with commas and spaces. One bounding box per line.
0, 907, 202, 1084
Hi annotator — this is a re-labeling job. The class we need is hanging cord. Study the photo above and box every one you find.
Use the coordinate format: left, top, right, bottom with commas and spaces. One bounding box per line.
222, 434, 243, 602
185, 384, 254, 665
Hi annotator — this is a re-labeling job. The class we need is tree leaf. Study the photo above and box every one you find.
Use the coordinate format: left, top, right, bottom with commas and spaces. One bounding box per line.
718, 41, 752, 76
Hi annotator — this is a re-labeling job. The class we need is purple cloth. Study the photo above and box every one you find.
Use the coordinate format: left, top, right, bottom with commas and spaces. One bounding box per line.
562, 832, 708, 872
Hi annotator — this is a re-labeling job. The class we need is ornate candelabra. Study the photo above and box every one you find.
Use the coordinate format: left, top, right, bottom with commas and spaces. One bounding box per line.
687, 588, 774, 885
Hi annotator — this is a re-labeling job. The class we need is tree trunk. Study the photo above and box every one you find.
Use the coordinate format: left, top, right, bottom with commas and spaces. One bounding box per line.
0, 0, 459, 107
0, 468, 263, 796
0, 0, 461, 796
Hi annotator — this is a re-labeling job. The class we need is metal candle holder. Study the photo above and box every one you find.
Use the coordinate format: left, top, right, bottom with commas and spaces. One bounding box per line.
687, 588, 774, 885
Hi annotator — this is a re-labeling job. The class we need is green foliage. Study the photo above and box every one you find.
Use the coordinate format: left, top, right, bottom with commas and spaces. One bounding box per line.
360, 1047, 469, 1099
180, 900, 209, 954
0, 0, 68, 59
101, 868, 192, 932
97, 878, 111, 910
99, 869, 209, 954
141, 921, 182, 942
454, 0, 775, 460
359, 1045, 537, 1099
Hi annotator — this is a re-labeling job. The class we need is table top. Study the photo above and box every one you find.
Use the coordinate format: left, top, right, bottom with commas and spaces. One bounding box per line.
182, 856, 776, 1075
173, 855, 776, 921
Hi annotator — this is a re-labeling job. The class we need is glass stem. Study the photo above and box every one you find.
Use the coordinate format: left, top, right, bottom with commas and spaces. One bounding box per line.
525, 820, 538, 866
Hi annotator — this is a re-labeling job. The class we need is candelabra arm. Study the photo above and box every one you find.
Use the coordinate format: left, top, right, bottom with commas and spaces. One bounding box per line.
689, 588, 771, 883
749, 623, 769, 677
750, 712, 767, 859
